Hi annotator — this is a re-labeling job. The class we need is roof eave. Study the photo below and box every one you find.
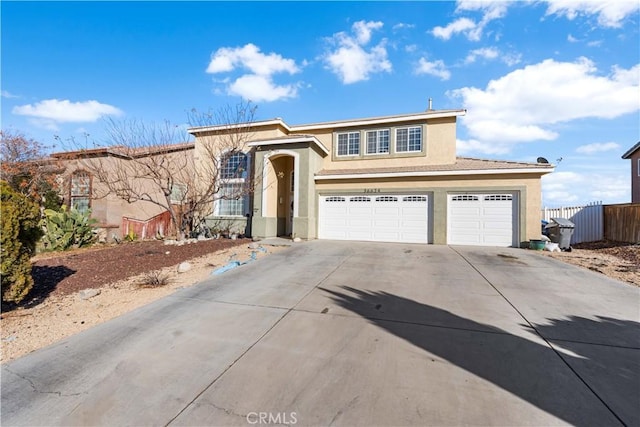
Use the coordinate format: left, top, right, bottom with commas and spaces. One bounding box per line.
315, 167, 555, 180
247, 136, 330, 155
291, 110, 466, 132
621, 141, 640, 159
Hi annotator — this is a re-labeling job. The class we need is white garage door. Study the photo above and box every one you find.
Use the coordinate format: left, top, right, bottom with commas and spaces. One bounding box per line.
447, 193, 517, 247
319, 194, 429, 243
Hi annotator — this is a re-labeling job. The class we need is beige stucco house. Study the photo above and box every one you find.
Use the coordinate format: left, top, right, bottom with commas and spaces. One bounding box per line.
191, 109, 554, 247
622, 141, 640, 203
51, 143, 195, 239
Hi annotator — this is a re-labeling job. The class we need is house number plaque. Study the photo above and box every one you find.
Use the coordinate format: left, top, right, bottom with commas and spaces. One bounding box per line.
364, 188, 381, 193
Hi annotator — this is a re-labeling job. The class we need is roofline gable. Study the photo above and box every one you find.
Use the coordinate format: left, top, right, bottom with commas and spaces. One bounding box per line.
622, 141, 640, 159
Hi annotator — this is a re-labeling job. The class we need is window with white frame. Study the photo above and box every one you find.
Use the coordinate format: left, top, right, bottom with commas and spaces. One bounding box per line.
218, 151, 248, 216
396, 126, 423, 152
70, 171, 91, 213
366, 129, 390, 154
336, 132, 360, 156
221, 151, 248, 179
218, 182, 245, 216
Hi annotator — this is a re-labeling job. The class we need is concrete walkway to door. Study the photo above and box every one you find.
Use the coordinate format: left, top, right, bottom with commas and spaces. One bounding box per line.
2, 241, 639, 426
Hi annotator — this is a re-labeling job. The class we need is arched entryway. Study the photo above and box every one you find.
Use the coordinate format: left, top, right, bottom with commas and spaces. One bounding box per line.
261, 150, 299, 237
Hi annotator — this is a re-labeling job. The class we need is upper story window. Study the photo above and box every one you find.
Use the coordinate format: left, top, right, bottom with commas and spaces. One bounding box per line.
337, 132, 360, 156
70, 171, 91, 213
366, 129, 390, 155
221, 151, 248, 179
396, 126, 422, 153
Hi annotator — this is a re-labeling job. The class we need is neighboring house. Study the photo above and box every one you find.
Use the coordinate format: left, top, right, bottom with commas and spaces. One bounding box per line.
622, 141, 640, 203
190, 109, 555, 247
50, 143, 195, 240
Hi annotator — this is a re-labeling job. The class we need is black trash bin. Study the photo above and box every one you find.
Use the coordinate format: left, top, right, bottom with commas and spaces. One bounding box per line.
544, 218, 575, 251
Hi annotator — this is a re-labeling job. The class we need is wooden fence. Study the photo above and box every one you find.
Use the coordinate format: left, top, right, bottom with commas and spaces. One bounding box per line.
604, 203, 640, 243
122, 210, 173, 240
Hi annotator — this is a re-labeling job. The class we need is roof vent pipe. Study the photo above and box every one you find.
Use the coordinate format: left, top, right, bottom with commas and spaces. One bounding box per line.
428, 98, 433, 111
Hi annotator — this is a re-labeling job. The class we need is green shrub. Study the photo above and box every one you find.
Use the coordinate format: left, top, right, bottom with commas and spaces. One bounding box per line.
41, 205, 98, 251
1, 181, 43, 303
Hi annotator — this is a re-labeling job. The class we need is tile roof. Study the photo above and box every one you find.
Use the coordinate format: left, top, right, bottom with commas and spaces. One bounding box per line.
315, 157, 553, 176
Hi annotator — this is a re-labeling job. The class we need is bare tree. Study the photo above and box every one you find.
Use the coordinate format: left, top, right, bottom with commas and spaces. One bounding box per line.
68, 101, 258, 239
0, 129, 61, 208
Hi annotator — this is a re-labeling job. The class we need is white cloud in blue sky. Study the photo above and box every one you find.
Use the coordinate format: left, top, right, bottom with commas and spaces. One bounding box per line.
1, 1, 639, 205
206, 43, 301, 102
542, 0, 640, 28
12, 99, 122, 131
450, 58, 639, 145
323, 20, 392, 84
575, 142, 621, 154
415, 58, 451, 81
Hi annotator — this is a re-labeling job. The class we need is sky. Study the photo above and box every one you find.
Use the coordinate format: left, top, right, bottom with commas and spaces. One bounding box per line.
1, 1, 639, 207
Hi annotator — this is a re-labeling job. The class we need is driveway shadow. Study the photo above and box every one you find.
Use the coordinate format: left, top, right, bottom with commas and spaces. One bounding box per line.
1, 265, 75, 312
322, 286, 639, 426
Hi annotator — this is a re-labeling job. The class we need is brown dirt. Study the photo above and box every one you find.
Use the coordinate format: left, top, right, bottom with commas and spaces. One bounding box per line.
537, 240, 639, 286
1, 239, 288, 363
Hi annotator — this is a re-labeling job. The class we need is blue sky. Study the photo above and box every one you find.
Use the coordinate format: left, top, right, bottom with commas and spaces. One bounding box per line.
2, 1, 639, 206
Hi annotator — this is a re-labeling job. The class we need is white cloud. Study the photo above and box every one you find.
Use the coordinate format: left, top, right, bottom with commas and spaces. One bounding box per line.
456, 138, 511, 155
228, 75, 299, 103
464, 47, 499, 64
542, 170, 629, 206
432, 18, 477, 41
567, 34, 579, 43
323, 20, 392, 84
415, 58, 451, 81
393, 23, 415, 31
543, 0, 640, 28
207, 43, 299, 76
432, 1, 510, 41
1, 90, 19, 99
206, 43, 301, 102
352, 20, 383, 44
12, 99, 122, 123
575, 142, 621, 154
449, 58, 640, 144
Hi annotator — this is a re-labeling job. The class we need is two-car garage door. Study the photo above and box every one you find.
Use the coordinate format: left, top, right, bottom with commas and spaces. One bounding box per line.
318, 192, 517, 246
318, 194, 429, 243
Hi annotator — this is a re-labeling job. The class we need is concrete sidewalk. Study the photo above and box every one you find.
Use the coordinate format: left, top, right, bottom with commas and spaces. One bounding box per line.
2, 241, 639, 426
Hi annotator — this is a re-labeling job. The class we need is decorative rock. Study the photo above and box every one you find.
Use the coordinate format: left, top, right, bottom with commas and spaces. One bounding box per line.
293, 237, 302, 243
164, 240, 177, 246
78, 289, 101, 300
177, 262, 192, 273
165, 251, 170, 255
248, 242, 260, 249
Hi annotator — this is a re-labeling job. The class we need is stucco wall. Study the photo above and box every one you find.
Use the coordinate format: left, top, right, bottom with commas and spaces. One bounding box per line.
630, 152, 640, 203
289, 117, 457, 170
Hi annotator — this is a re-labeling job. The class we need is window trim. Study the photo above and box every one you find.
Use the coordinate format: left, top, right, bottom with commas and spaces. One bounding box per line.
336, 131, 361, 157
365, 129, 390, 155
395, 126, 423, 153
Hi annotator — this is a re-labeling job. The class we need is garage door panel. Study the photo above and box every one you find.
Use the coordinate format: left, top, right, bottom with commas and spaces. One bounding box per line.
448, 193, 516, 247
319, 194, 428, 243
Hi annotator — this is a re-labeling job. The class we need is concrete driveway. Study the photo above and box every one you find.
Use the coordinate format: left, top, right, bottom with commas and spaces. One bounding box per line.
2, 241, 639, 426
